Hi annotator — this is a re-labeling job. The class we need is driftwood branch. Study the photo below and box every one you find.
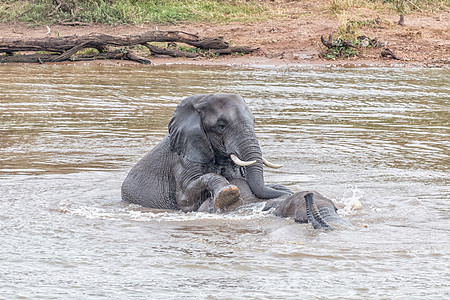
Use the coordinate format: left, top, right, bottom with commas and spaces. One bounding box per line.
47, 0, 63, 17
0, 50, 152, 64
321, 35, 334, 48
212, 46, 257, 55
0, 30, 256, 64
381, 48, 401, 60
144, 43, 201, 58
57, 21, 90, 26
50, 41, 89, 62
320, 34, 357, 49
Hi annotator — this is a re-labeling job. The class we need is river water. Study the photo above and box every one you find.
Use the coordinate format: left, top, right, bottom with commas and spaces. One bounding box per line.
0, 64, 448, 299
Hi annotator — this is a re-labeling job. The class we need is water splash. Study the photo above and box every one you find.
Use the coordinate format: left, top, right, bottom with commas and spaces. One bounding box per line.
57, 200, 273, 223
338, 186, 364, 216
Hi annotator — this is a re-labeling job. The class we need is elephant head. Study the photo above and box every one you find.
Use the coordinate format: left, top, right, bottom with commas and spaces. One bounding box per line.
168, 93, 288, 199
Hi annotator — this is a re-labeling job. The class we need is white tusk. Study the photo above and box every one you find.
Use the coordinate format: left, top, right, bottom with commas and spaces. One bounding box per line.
262, 157, 283, 169
230, 154, 256, 166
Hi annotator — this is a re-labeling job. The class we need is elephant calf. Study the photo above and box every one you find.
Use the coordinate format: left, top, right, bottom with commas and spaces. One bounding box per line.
198, 178, 348, 229
122, 93, 348, 229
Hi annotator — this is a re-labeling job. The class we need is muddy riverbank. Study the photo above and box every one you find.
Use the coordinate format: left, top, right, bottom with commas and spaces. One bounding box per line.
2, 8, 449, 67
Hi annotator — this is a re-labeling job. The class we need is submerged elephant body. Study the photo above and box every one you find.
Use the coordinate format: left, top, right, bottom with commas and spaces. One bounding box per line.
122, 93, 348, 228
198, 178, 347, 229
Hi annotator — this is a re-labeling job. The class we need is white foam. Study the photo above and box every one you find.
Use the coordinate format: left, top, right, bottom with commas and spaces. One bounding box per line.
70, 206, 121, 220
57, 200, 272, 223
127, 202, 271, 222
338, 187, 364, 216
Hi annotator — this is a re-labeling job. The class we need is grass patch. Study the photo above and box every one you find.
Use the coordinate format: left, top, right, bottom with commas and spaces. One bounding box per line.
384, 0, 450, 14
177, 44, 203, 53
1, 1, 448, 26
76, 48, 100, 55
0, 0, 276, 25
321, 10, 361, 60
328, 0, 450, 15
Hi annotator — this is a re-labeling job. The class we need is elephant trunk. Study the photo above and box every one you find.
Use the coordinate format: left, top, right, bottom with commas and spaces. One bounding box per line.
304, 193, 333, 230
245, 156, 288, 199
318, 205, 352, 228
304, 193, 353, 230
230, 125, 288, 199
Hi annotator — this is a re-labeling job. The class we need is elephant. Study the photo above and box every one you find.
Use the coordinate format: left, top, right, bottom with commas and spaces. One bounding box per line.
122, 93, 349, 229
122, 93, 289, 212
198, 178, 350, 229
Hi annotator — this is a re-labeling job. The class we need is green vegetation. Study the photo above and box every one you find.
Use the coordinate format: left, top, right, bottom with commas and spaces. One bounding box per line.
322, 0, 450, 60
0, 0, 274, 25
1, 1, 448, 25
328, 0, 449, 15
320, 10, 359, 60
177, 44, 203, 53
385, 0, 450, 14
322, 38, 359, 60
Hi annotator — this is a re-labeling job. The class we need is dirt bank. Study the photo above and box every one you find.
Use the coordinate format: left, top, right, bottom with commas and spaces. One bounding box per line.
1, 9, 449, 67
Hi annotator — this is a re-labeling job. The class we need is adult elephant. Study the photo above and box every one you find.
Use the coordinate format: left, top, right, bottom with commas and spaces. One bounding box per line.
122, 93, 289, 212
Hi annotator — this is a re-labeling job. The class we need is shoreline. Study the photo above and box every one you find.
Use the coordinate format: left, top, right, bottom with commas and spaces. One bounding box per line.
1, 9, 449, 69
146, 56, 450, 68
11, 55, 447, 69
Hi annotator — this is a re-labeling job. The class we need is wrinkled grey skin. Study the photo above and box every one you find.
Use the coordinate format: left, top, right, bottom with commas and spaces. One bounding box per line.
122, 94, 289, 212
122, 93, 349, 229
199, 178, 349, 229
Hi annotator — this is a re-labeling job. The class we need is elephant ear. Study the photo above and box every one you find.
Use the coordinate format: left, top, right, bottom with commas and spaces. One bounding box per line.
168, 95, 214, 164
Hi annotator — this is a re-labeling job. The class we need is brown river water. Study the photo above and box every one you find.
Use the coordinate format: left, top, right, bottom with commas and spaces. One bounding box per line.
0, 64, 449, 299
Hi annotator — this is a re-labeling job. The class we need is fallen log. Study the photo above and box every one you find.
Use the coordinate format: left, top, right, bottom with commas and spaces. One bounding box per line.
0, 30, 256, 64
144, 43, 201, 58
0, 50, 152, 64
143, 43, 256, 57
212, 46, 256, 55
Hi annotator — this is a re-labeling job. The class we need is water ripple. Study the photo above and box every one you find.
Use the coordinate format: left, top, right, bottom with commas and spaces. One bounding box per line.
0, 65, 449, 299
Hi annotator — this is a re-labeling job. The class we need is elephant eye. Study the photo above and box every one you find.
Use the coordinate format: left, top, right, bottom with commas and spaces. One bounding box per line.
216, 119, 227, 131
